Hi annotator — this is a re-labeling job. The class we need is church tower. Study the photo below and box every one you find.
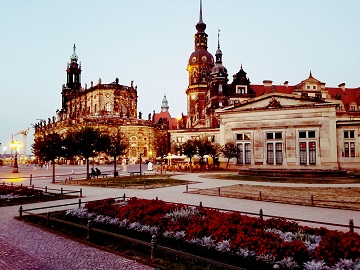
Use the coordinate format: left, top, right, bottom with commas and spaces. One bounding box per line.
61, 44, 82, 111
205, 30, 229, 127
186, 0, 214, 128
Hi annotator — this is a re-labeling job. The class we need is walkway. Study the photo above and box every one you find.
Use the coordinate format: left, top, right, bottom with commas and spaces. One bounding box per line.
0, 165, 360, 269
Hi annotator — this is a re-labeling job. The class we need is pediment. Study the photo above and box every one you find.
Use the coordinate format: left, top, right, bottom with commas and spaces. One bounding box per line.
217, 92, 336, 113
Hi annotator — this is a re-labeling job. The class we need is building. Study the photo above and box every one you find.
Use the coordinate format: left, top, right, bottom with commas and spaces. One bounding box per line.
34, 45, 168, 164
171, 1, 360, 172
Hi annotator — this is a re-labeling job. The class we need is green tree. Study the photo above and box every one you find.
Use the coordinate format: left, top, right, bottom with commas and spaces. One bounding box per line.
105, 129, 128, 177
182, 139, 197, 171
154, 131, 170, 174
66, 127, 108, 179
32, 132, 65, 183
221, 142, 239, 169
206, 142, 222, 169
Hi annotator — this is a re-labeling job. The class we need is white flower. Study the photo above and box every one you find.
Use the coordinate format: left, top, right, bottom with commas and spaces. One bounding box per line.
256, 253, 275, 264
303, 260, 329, 270
129, 222, 142, 230
163, 231, 174, 238
215, 239, 231, 253
274, 257, 300, 269
174, 231, 186, 239
237, 248, 256, 258
165, 207, 200, 221
331, 258, 360, 270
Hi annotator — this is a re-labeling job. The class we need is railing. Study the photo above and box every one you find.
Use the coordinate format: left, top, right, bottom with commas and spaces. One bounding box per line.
18, 194, 360, 233
186, 185, 360, 211
18, 195, 246, 270
1, 181, 83, 197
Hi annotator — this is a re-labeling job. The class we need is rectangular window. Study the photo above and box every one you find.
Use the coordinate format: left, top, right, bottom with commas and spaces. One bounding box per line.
309, 142, 316, 164
276, 143, 283, 164
300, 142, 307, 165
237, 144, 243, 164
236, 134, 243, 140
344, 142, 349, 157
299, 131, 306, 139
350, 142, 355, 157
245, 143, 251, 164
267, 143, 274, 164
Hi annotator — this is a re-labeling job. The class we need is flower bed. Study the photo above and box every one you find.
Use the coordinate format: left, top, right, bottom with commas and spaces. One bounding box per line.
66, 197, 360, 270
0, 185, 43, 200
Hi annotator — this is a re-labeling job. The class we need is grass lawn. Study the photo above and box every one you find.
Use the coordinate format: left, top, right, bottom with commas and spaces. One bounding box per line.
194, 173, 360, 210
64, 174, 195, 189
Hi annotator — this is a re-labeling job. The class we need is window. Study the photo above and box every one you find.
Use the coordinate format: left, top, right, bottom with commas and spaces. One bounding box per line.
344, 130, 356, 157
105, 103, 111, 112
266, 132, 283, 165
236, 132, 252, 164
237, 143, 251, 164
298, 131, 317, 165
219, 101, 223, 107
218, 84, 223, 93
236, 85, 247, 94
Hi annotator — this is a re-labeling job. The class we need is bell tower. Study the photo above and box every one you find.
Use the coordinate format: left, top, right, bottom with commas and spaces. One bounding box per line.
61, 44, 82, 111
186, 0, 214, 128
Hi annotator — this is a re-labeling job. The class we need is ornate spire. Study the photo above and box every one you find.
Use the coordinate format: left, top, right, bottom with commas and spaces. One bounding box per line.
196, 0, 206, 33
215, 29, 223, 63
161, 94, 169, 112
70, 44, 78, 62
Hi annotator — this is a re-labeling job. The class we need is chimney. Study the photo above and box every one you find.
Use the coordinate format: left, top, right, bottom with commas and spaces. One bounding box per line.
338, 83, 346, 91
263, 80, 273, 87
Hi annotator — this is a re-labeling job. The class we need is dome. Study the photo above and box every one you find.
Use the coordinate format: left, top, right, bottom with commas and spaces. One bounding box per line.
211, 63, 227, 76
188, 48, 214, 66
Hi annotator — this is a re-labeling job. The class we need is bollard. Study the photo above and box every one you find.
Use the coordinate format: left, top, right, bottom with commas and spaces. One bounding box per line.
61, 187, 63, 195
80, 188, 82, 197
45, 186, 48, 193
106, 181, 108, 187
259, 209, 264, 221
86, 220, 92, 240
349, 219, 354, 233
144, 181, 146, 189
156, 197, 158, 201
151, 235, 157, 260
20, 183, 23, 188
11, 182, 13, 187
259, 191, 262, 201
47, 212, 51, 227
311, 195, 314, 206
123, 193, 126, 201
32, 184, 34, 189
19, 206, 23, 219
30, 174, 32, 186
186, 184, 188, 192
218, 187, 221, 196
78, 198, 82, 208
199, 201, 203, 208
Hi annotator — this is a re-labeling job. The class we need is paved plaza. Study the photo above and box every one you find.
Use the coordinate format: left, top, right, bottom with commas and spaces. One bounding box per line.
0, 164, 360, 269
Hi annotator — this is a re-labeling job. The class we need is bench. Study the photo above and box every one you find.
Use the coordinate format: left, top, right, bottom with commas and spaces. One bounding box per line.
129, 171, 142, 176
98, 173, 110, 178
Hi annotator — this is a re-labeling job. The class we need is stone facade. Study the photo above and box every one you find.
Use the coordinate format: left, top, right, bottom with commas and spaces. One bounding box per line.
34, 45, 168, 164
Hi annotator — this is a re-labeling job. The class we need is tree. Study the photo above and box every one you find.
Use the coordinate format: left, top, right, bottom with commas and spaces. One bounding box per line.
221, 142, 239, 169
32, 132, 65, 183
105, 129, 128, 177
182, 139, 197, 171
66, 127, 109, 179
206, 142, 222, 169
154, 130, 170, 174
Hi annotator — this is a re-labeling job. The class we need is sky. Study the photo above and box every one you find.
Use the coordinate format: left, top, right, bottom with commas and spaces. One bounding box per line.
1, 0, 360, 155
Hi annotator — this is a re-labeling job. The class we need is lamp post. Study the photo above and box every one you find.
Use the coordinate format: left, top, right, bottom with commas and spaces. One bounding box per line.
11, 140, 21, 173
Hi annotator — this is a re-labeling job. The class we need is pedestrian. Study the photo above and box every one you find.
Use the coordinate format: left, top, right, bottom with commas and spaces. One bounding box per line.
33, 163, 37, 171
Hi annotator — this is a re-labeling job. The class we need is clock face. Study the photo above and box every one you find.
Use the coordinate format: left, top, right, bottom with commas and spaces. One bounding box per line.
202, 56, 207, 61
191, 94, 196, 100
192, 56, 196, 63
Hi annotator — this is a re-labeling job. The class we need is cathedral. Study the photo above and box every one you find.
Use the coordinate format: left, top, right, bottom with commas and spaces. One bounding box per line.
170, 0, 360, 172
34, 45, 170, 164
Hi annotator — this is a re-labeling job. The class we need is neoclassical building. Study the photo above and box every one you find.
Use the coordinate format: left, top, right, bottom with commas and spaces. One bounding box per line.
170, 1, 360, 171
34, 45, 168, 164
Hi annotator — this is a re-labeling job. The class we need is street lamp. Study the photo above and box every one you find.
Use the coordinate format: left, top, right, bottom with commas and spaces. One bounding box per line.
11, 140, 21, 173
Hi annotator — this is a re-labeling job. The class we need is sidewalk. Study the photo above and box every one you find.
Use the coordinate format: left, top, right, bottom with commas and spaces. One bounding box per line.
0, 166, 359, 269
